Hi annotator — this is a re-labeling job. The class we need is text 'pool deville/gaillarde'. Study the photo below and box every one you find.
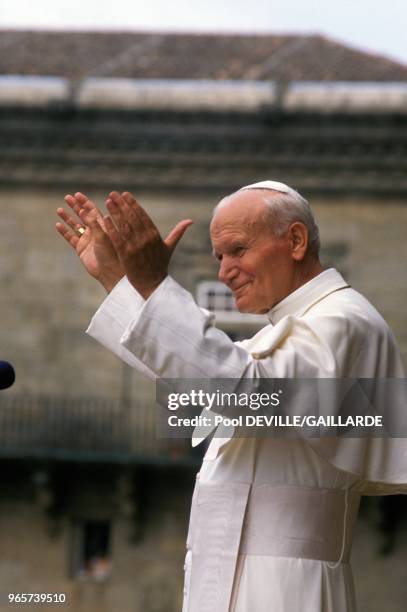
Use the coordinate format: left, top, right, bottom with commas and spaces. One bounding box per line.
167, 414, 383, 428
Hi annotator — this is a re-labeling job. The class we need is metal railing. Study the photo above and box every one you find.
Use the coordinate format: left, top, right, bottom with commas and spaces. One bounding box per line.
0, 394, 199, 465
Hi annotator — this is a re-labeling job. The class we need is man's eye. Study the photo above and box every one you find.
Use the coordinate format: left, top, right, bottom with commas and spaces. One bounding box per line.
234, 247, 245, 256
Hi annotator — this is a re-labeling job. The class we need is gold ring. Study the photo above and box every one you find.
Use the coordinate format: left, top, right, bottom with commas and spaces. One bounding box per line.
77, 227, 85, 236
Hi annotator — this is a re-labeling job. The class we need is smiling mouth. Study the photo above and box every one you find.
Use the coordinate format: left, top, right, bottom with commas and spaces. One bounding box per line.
233, 282, 251, 295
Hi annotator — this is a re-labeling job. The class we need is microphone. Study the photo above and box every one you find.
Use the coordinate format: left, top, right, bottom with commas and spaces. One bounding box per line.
0, 361, 15, 390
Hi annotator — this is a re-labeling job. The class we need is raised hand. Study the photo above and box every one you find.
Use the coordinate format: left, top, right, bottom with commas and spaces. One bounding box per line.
103, 191, 193, 299
56, 192, 124, 292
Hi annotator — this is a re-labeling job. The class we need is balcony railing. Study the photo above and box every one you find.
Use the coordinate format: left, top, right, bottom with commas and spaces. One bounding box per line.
0, 394, 200, 465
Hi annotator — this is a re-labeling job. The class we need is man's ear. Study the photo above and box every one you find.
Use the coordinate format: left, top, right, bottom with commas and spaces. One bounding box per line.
288, 222, 308, 261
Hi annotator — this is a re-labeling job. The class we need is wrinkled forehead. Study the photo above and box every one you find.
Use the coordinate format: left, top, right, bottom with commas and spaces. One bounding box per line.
210, 190, 271, 239
212, 188, 273, 224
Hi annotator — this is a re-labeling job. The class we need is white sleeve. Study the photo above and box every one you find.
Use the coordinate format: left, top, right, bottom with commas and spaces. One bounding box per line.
117, 276, 346, 380
87, 276, 407, 489
85, 275, 234, 380
86, 275, 158, 380
86, 273, 368, 381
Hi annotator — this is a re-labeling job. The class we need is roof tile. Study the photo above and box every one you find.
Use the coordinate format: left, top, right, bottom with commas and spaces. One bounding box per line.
0, 30, 406, 81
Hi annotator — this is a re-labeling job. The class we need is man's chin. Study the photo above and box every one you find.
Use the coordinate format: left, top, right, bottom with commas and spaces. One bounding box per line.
235, 297, 269, 315
235, 298, 260, 315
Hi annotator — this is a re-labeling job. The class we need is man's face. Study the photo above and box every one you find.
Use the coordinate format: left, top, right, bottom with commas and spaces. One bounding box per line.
210, 191, 295, 314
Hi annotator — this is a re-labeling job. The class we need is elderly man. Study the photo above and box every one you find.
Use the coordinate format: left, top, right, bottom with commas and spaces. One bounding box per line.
56, 181, 406, 612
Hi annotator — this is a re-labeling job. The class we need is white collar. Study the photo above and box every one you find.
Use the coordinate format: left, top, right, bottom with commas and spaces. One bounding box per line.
267, 268, 350, 325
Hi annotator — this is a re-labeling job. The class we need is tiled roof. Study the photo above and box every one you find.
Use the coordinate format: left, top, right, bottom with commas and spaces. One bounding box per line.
1, 30, 407, 81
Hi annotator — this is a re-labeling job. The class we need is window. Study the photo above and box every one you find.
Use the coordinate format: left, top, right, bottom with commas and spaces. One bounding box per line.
196, 281, 267, 336
72, 519, 112, 581
196, 281, 236, 312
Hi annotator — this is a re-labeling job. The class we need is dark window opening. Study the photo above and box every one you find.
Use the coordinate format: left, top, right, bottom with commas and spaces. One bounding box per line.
73, 519, 112, 581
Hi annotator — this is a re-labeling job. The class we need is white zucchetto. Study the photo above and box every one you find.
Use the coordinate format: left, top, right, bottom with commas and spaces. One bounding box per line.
239, 180, 293, 193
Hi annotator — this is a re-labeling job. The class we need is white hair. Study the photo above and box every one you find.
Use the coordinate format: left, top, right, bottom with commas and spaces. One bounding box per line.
214, 185, 321, 257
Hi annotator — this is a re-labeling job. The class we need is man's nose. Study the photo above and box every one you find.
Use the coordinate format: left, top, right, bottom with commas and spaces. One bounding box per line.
218, 257, 238, 285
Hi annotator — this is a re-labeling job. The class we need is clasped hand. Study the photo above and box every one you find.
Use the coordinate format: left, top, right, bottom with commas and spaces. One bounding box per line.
56, 190, 193, 297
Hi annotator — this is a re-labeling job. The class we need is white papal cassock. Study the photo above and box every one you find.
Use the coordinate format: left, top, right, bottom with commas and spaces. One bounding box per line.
86, 268, 407, 612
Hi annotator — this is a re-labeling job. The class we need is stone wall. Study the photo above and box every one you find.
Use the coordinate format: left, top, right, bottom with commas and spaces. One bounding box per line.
0, 475, 406, 612
0, 464, 194, 612
0, 185, 406, 611
0, 187, 216, 400
314, 197, 407, 364
0, 187, 405, 402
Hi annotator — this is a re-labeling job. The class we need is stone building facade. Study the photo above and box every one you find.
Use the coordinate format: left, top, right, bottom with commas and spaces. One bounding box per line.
0, 29, 407, 612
